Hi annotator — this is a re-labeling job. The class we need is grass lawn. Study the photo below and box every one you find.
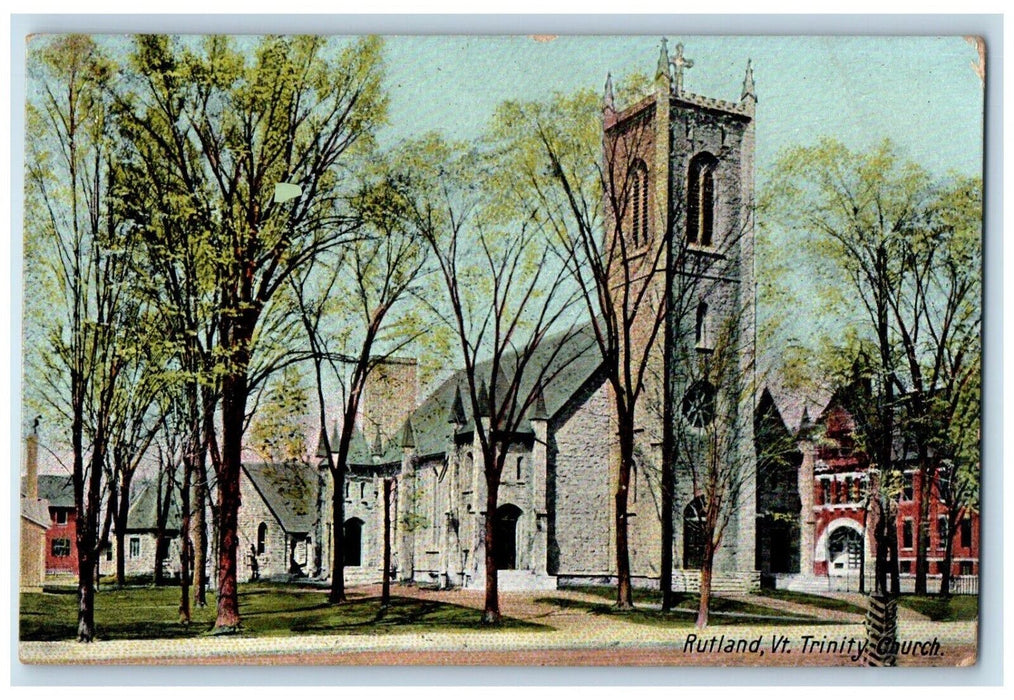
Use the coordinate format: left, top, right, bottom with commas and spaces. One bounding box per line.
20, 584, 547, 642
757, 589, 868, 616
535, 592, 839, 627
558, 583, 661, 605
897, 595, 979, 622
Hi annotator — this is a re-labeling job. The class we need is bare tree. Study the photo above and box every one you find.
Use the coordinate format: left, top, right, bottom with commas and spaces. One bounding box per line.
288, 164, 430, 604
402, 136, 586, 623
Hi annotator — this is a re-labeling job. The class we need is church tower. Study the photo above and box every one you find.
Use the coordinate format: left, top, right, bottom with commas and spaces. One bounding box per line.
604, 40, 758, 588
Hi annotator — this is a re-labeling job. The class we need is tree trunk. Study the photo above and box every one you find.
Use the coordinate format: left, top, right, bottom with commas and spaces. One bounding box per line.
214, 368, 246, 631
482, 482, 501, 625
914, 446, 932, 595
113, 488, 127, 588
77, 550, 96, 642
382, 478, 392, 607
194, 388, 216, 606
696, 543, 715, 629
192, 471, 207, 606
179, 445, 194, 624
614, 429, 634, 610
329, 480, 347, 604
660, 414, 674, 611
939, 514, 957, 598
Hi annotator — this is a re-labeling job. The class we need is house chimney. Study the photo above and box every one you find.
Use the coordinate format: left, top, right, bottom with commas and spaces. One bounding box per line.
363, 358, 418, 449
25, 427, 39, 500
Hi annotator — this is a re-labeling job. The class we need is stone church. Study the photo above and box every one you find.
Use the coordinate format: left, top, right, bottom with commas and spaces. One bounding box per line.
307, 41, 763, 593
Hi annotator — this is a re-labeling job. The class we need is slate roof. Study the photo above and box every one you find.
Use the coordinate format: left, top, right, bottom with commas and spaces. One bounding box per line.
31, 474, 75, 509
242, 461, 317, 534
21, 497, 51, 528
347, 324, 603, 467
126, 482, 182, 532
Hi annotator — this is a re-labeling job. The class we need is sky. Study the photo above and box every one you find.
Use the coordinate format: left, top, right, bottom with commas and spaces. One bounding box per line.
376, 35, 983, 179
20, 34, 985, 470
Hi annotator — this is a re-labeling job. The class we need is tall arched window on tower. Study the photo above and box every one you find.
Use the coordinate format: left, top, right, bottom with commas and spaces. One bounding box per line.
630, 159, 649, 247
687, 153, 717, 246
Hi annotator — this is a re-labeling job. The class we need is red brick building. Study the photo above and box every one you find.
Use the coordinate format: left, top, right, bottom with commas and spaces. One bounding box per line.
35, 474, 78, 576
796, 390, 979, 592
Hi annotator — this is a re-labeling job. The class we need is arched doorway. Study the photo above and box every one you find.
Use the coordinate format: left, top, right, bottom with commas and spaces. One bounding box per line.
827, 526, 863, 574
683, 497, 707, 569
494, 504, 522, 570
344, 518, 363, 567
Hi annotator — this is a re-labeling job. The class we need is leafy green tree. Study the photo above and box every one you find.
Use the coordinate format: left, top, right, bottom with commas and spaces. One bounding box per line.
117, 35, 387, 630
25, 34, 137, 641
249, 365, 310, 463
764, 139, 982, 596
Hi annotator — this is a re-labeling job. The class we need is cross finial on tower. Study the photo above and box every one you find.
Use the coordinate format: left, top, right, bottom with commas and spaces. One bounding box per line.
670, 42, 694, 96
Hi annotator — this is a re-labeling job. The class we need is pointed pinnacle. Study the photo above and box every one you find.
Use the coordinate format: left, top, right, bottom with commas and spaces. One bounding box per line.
400, 417, 416, 449
741, 58, 756, 103
656, 37, 671, 83
603, 72, 615, 112
476, 380, 490, 417
531, 386, 548, 421
315, 427, 329, 458
371, 427, 384, 460
448, 383, 466, 426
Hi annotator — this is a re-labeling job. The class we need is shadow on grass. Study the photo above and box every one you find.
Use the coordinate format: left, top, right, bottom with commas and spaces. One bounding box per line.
756, 589, 868, 616
534, 594, 845, 627
21, 586, 549, 642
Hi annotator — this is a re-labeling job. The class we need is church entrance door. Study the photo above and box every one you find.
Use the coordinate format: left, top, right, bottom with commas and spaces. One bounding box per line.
494, 504, 522, 570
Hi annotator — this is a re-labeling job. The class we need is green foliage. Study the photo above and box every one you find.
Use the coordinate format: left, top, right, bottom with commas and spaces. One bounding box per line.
249, 366, 309, 463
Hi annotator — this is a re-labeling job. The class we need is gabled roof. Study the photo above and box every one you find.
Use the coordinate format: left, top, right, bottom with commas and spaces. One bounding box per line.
349, 324, 602, 466
31, 474, 74, 509
242, 462, 317, 534
126, 482, 182, 532
21, 497, 51, 528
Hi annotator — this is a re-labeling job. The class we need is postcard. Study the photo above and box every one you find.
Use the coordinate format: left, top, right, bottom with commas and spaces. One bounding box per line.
17, 33, 983, 667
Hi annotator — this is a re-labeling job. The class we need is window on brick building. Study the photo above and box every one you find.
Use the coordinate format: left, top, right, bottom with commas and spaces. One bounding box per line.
959, 561, 973, 575
128, 536, 140, 559
51, 538, 71, 557
960, 517, 972, 548
55, 509, 68, 525
901, 473, 914, 501
105, 545, 113, 562
687, 153, 717, 246
630, 159, 649, 247
902, 519, 914, 549
901, 560, 911, 574
937, 516, 948, 548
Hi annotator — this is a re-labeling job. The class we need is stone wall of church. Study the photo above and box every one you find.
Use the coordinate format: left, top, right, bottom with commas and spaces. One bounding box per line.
238, 472, 289, 580
549, 378, 613, 576
667, 95, 758, 579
